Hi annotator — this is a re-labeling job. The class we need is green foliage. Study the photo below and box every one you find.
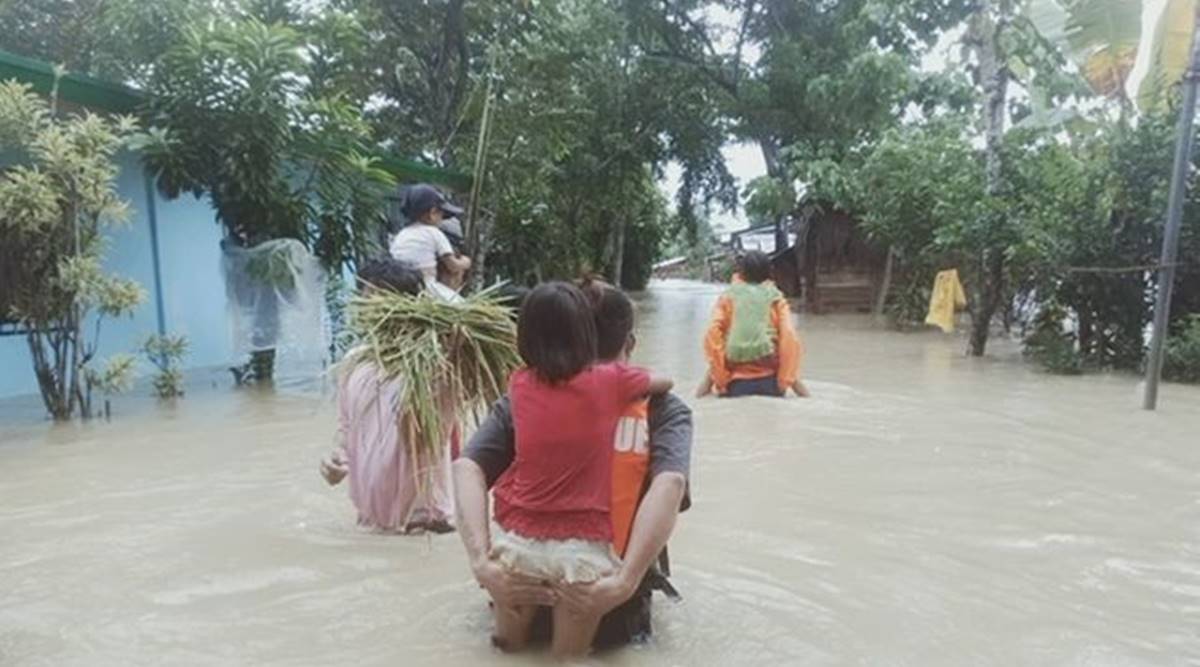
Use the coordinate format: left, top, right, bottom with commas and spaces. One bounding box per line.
803, 109, 1178, 358
1163, 316, 1200, 384
886, 276, 936, 329
243, 244, 301, 291
1018, 117, 1169, 370
744, 177, 798, 225
85, 353, 139, 396
807, 84, 1200, 371
351, 0, 732, 279
805, 119, 986, 327
139, 15, 394, 271
1025, 330, 1085, 375
0, 81, 145, 420
0, 0, 220, 85
620, 210, 667, 291
451, 0, 727, 288
143, 334, 189, 398
1023, 304, 1084, 375
629, 0, 975, 170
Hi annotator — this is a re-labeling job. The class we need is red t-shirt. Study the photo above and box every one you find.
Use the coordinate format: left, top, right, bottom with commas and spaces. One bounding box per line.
493, 362, 651, 542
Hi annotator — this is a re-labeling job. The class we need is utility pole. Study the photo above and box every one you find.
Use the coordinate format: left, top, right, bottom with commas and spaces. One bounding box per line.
1144, 12, 1200, 410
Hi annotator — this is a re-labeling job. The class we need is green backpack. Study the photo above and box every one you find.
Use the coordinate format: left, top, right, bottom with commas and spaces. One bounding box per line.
726, 282, 782, 363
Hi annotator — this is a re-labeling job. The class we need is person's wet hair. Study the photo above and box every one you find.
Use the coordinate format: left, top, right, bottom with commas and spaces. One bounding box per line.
356, 259, 424, 296
578, 276, 634, 362
518, 282, 597, 384
738, 251, 772, 284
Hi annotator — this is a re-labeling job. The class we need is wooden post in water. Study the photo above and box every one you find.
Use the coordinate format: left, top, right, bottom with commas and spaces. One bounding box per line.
1144, 14, 1200, 411
874, 246, 895, 324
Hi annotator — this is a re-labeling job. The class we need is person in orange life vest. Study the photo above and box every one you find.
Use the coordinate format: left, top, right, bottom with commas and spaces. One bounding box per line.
696, 250, 810, 399
454, 280, 691, 653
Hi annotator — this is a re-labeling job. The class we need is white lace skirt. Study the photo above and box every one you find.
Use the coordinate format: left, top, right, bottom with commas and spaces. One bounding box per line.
490, 525, 620, 584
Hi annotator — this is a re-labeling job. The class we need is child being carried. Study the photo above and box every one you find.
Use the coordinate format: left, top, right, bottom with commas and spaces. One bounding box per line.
487, 281, 672, 657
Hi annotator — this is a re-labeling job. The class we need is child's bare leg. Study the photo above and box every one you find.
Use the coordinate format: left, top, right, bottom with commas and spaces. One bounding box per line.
695, 372, 714, 398
492, 603, 537, 653
550, 604, 603, 659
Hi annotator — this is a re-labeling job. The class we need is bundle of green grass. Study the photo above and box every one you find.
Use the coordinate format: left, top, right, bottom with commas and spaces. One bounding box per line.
342, 286, 521, 458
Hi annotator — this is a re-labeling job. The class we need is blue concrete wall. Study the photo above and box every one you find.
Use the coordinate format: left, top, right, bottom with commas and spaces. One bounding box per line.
0, 152, 232, 398
154, 185, 232, 370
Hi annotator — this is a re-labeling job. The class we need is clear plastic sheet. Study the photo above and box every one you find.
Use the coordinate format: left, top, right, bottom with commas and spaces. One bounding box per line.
221, 239, 327, 385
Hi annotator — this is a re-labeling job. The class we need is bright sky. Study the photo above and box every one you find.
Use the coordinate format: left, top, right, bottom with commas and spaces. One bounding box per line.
660, 1, 1172, 239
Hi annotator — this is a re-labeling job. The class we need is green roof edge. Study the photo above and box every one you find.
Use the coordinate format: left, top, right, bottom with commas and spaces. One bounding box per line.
0, 48, 471, 191
0, 48, 143, 113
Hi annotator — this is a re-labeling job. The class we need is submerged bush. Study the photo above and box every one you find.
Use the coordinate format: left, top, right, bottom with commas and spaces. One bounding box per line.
143, 334, 189, 398
886, 280, 932, 330
1024, 304, 1084, 375
1163, 316, 1200, 384
1026, 330, 1084, 375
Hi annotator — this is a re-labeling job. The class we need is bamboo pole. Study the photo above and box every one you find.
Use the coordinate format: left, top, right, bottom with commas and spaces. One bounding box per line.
465, 51, 497, 261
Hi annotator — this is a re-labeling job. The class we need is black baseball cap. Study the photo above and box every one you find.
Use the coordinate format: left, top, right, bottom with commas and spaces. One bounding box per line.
403, 184, 464, 219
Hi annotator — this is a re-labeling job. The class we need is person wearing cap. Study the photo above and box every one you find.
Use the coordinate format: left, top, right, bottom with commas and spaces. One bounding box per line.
389, 184, 472, 298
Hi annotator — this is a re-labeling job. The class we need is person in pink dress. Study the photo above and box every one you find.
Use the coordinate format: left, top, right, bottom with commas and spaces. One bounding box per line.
320, 259, 455, 534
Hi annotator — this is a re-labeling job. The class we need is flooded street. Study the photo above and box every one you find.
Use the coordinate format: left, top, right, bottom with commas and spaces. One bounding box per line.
2, 279, 1199, 665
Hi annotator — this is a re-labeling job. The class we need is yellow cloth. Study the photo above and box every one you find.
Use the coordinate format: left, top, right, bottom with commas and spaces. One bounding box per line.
925, 269, 967, 333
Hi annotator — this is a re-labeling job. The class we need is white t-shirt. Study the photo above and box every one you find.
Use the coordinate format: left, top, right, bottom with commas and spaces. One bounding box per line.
389, 224, 454, 273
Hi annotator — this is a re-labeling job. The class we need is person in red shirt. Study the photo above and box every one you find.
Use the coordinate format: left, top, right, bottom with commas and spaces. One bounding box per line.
489, 281, 672, 657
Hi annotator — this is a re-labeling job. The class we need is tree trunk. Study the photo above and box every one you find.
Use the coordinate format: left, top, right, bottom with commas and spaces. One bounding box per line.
610, 216, 627, 287
874, 246, 896, 322
968, 0, 1010, 357
792, 216, 810, 299
28, 331, 67, 420
757, 136, 790, 253
969, 252, 1006, 355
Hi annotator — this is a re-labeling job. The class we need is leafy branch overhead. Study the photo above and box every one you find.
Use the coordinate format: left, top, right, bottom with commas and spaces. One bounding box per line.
138, 16, 395, 271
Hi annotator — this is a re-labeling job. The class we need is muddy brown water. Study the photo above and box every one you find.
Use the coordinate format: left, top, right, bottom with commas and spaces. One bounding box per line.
2, 280, 1198, 666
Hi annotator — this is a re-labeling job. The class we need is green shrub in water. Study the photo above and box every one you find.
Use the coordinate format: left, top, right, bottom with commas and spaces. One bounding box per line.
143, 334, 189, 398
886, 279, 932, 330
1163, 316, 1200, 384
1026, 331, 1084, 375
1024, 304, 1084, 375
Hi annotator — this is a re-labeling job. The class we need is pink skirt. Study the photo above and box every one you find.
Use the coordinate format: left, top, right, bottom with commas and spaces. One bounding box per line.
338, 362, 456, 532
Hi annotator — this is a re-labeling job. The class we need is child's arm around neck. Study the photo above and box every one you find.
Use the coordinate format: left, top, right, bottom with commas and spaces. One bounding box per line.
647, 374, 674, 396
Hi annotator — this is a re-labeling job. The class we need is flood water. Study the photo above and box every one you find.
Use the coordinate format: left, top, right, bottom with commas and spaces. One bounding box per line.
2, 279, 1199, 666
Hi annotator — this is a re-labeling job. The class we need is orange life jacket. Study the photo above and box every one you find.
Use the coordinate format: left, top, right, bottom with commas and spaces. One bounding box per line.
610, 398, 651, 557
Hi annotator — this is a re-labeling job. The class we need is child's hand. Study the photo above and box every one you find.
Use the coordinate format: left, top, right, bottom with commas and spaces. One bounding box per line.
320, 454, 348, 486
